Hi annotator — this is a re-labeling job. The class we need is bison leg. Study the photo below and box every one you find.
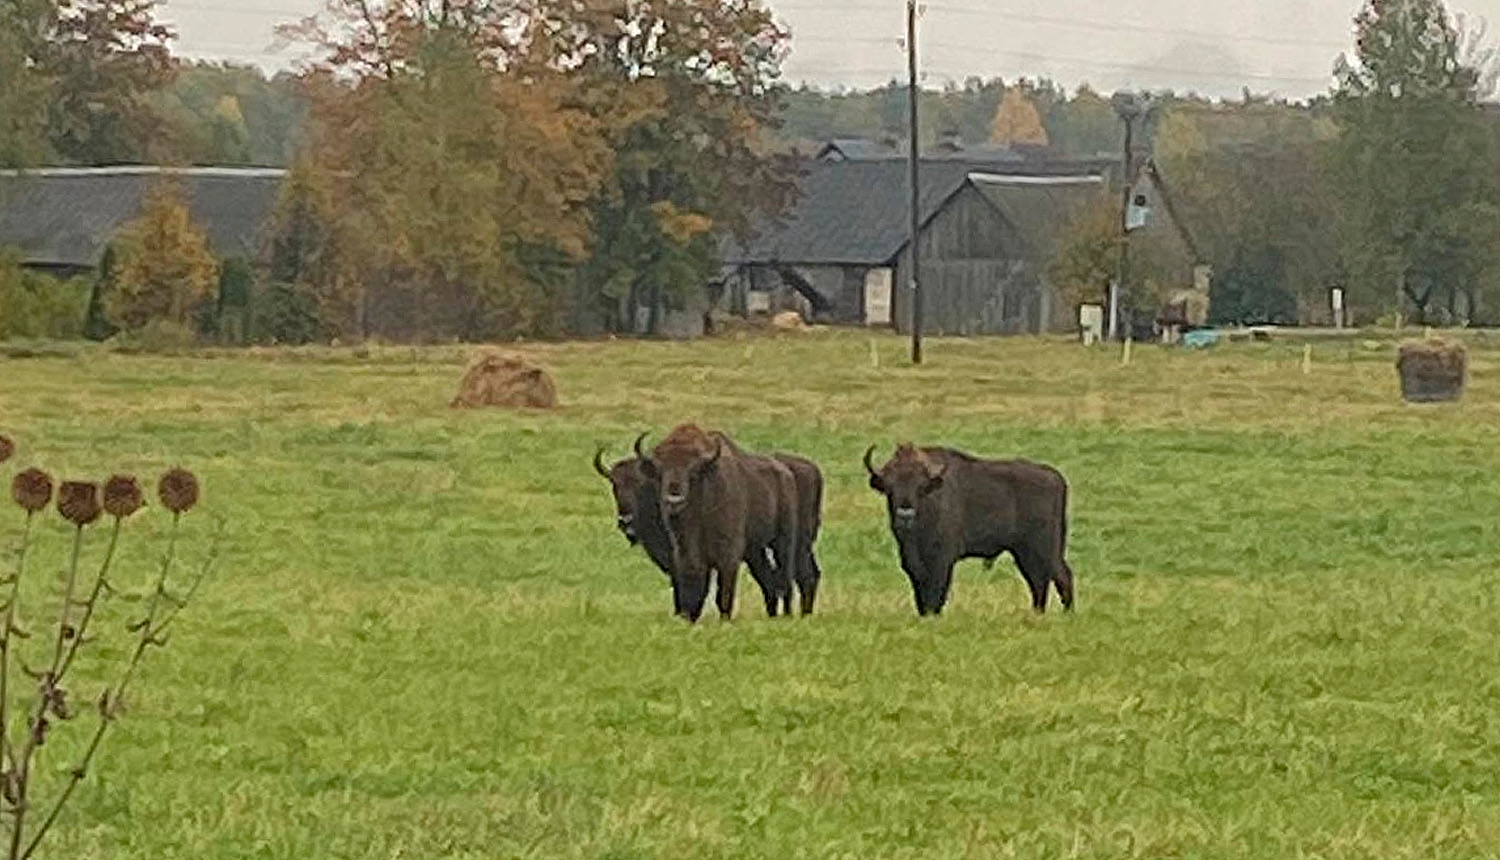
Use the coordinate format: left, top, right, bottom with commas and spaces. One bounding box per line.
922, 563, 956, 616
714, 565, 740, 621
745, 548, 781, 618
713, 542, 749, 621
797, 545, 821, 616
773, 540, 798, 618
898, 543, 930, 616
673, 570, 711, 623
1053, 560, 1076, 611
1012, 547, 1052, 614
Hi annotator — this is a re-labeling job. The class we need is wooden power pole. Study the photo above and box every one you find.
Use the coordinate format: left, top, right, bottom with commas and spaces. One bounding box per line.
907, 0, 923, 365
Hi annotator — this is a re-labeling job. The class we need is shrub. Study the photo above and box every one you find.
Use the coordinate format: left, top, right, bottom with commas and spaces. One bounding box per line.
0, 253, 90, 340
208, 257, 254, 344
111, 319, 202, 354
103, 181, 219, 336
246, 280, 322, 345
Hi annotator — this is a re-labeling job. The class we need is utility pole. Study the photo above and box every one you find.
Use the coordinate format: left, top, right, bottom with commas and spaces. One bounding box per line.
1111, 93, 1141, 342
907, 0, 923, 365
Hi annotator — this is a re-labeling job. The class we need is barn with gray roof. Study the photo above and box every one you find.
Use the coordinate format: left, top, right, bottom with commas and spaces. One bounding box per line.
723, 153, 1199, 336
0, 166, 284, 275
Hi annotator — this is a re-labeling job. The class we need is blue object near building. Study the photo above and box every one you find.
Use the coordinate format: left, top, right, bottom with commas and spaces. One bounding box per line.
1182, 329, 1222, 349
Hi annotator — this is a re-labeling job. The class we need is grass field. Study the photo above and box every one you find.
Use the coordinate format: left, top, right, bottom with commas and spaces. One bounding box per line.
3, 331, 1500, 859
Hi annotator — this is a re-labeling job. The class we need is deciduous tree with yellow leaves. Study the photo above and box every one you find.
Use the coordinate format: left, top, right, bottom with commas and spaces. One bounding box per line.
104, 181, 219, 335
990, 87, 1049, 147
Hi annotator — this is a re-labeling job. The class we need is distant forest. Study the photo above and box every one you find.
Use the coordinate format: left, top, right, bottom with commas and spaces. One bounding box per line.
5, 0, 1500, 337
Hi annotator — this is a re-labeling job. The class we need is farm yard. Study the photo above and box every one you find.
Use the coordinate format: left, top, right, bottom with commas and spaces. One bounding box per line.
3, 331, 1500, 859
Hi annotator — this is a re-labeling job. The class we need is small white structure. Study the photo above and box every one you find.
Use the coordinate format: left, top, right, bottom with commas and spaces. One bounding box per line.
864, 268, 893, 325
1079, 304, 1104, 346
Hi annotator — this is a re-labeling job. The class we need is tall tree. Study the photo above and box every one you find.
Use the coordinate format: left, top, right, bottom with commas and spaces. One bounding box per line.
104, 181, 219, 332
544, 0, 798, 333
1333, 0, 1500, 323
990, 87, 1049, 147
0, 0, 53, 167
40, 0, 177, 163
283, 0, 617, 341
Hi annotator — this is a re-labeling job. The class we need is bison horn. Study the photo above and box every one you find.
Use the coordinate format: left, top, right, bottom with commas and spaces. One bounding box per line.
633, 432, 649, 460
704, 436, 723, 468
592, 446, 611, 480
862, 445, 880, 477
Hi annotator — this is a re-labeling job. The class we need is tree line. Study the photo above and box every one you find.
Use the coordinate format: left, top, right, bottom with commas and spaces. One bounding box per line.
3, 0, 1499, 341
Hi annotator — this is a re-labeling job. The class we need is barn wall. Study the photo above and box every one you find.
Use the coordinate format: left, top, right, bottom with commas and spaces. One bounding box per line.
893, 186, 1044, 336
1134, 175, 1197, 288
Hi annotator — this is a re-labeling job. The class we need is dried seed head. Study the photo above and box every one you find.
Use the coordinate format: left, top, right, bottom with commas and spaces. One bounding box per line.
0, 435, 13, 464
11, 468, 54, 513
158, 468, 199, 514
103, 475, 144, 518
57, 481, 102, 527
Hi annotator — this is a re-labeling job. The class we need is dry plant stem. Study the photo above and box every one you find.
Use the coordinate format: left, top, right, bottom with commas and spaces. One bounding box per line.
0, 513, 37, 771
7, 525, 84, 860
48, 526, 85, 676
57, 518, 123, 680
20, 513, 221, 860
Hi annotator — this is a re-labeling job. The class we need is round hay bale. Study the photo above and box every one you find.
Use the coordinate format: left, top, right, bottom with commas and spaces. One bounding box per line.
770, 310, 807, 331
450, 351, 558, 409
1396, 339, 1466, 403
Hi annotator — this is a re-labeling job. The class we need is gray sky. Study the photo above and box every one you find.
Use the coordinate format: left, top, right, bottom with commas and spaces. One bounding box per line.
160, 0, 1500, 99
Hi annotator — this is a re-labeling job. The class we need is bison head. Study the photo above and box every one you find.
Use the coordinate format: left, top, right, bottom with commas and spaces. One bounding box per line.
594, 439, 652, 545
638, 427, 722, 516
865, 443, 947, 533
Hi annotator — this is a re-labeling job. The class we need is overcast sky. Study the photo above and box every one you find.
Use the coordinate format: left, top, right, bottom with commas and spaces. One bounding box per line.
160, 0, 1500, 100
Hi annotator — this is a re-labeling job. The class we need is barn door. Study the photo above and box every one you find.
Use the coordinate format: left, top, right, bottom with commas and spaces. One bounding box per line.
864, 268, 893, 325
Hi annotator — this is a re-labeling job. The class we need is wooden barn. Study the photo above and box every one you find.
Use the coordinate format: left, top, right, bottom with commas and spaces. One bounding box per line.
0, 166, 285, 275
722, 154, 1199, 336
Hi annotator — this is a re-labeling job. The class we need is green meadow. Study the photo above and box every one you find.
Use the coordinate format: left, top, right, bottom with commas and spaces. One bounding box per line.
2, 331, 1499, 858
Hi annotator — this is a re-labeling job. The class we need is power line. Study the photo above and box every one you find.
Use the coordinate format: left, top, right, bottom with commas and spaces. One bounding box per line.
923, 4, 1351, 53
925, 41, 1332, 87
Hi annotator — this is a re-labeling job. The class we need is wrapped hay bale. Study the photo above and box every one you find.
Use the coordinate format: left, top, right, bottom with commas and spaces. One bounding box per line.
1396, 339, 1466, 403
450, 351, 558, 409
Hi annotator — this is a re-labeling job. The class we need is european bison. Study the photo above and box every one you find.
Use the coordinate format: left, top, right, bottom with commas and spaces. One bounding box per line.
635, 425, 801, 622
864, 444, 1075, 616
769, 452, 824, 615
593, 440, 673, 576
595, 438, 825, 617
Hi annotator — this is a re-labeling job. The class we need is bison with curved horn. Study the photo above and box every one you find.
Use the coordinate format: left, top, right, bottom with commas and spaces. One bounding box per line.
593, 434, 673, 576
634, 425, 801, 622
864, 443, 1075, 616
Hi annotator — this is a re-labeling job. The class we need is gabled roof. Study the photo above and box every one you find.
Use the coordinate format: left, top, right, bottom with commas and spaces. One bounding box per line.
817, 136, 1090, 166
0, 166, 286, 268
817, 138, 903, 161
724, 158, 1114, 266
969, 173, 1109, 253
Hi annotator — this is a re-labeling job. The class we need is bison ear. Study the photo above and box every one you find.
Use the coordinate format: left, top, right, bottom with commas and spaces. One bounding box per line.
923, 473, 945, 494
868, 473, 886, 494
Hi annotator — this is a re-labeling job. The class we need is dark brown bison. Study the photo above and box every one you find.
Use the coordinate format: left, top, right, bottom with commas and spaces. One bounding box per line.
768, 452, 824, 615
864, 443, 1075, 616
593, 441, 673, 576
635, 425, 800, 622
595, 438, 824, 617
